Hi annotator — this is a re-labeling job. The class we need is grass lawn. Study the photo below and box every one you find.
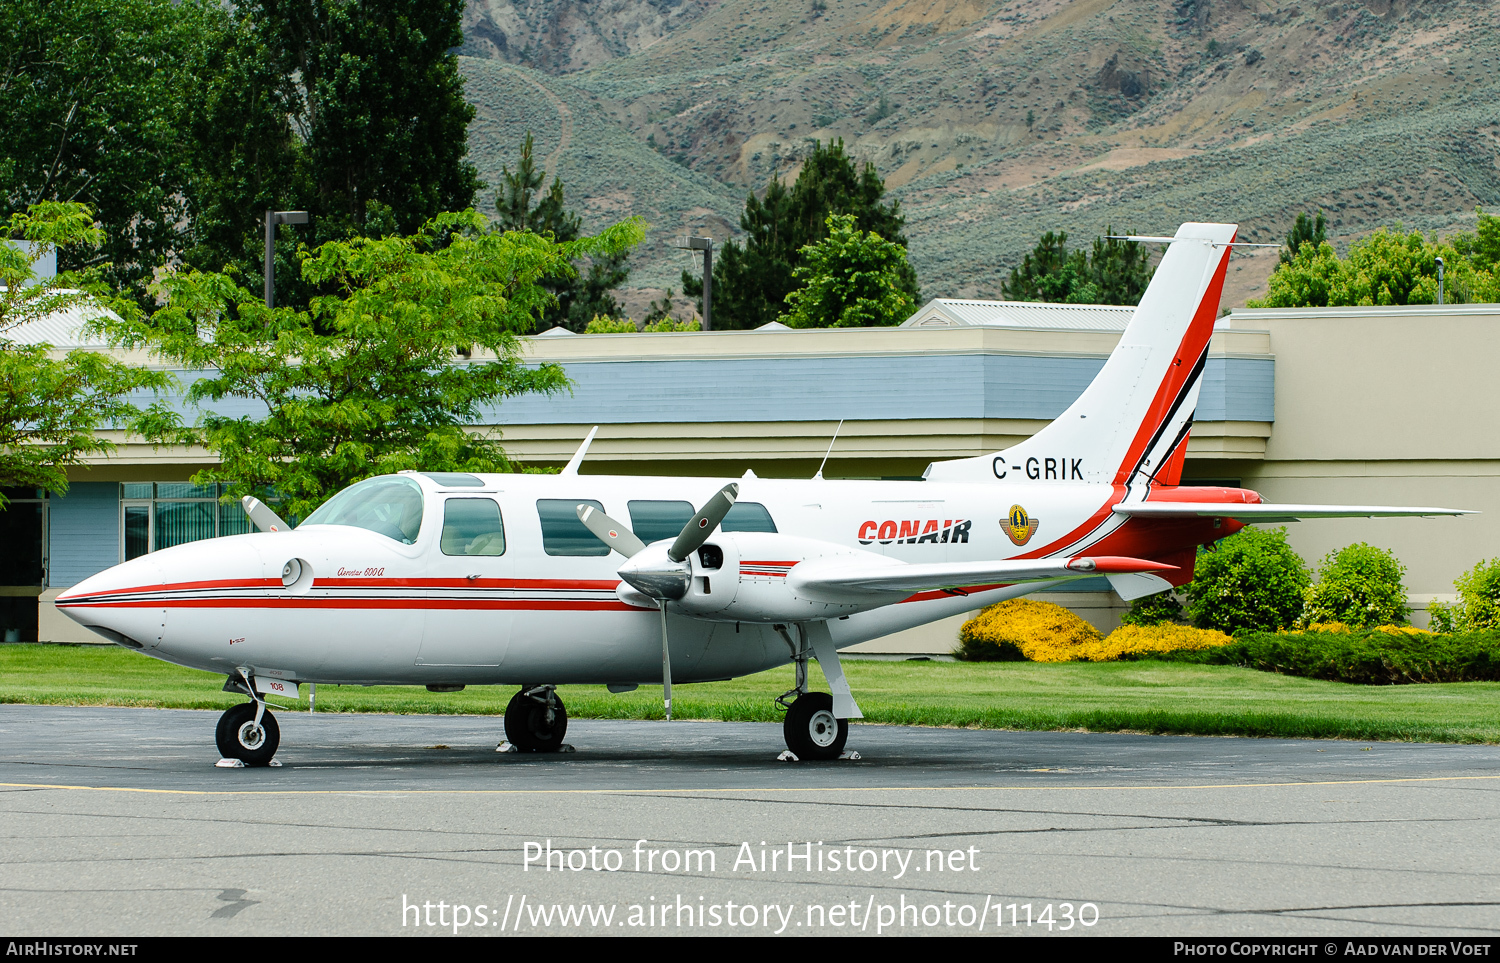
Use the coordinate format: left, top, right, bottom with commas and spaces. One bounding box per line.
3, 644, 1499, 743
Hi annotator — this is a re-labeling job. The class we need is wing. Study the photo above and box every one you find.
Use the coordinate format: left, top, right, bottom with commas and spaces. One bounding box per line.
1112, 503, 1475, 523
787, 555, 1176, 602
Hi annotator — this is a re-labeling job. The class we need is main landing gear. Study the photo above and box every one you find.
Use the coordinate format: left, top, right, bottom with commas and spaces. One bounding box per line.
504, 685, 569, 752
776, 623, 858, 761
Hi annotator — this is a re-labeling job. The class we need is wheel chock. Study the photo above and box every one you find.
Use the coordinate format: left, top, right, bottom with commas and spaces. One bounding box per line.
215, 758, 246, 768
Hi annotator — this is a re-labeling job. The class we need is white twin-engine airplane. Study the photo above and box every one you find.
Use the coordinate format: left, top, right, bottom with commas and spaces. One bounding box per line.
56, 223, 1471, 765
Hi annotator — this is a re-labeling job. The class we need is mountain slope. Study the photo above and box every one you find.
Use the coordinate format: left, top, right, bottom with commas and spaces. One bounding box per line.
459, 0, 1500, 305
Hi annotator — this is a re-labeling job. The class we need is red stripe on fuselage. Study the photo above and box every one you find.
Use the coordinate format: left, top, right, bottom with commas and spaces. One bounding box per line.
58, 597, 635, 612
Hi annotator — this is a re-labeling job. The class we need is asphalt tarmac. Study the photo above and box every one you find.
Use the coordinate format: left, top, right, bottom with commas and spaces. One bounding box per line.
3, 704, 1499, 937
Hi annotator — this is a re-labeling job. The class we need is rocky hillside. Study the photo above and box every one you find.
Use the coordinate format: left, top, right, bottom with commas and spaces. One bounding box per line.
459, 0, 1500, 308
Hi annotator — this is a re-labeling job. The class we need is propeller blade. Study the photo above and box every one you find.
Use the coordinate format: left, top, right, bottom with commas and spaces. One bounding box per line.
668, 482, 739, 563
660, 603, 673, 722
242, 496, 291, 533
576, 503, 647, 557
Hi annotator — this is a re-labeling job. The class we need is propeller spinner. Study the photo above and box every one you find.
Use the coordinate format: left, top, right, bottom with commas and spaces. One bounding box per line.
576, 483, 739, 720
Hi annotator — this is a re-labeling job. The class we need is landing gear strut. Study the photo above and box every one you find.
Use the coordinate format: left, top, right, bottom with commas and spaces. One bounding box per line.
504, 685, 568, 752
215, 667, 281, 766
775, 623, 856, 761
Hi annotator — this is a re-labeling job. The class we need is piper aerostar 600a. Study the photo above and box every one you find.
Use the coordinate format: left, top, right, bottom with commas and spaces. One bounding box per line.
56, 222, 1471, 765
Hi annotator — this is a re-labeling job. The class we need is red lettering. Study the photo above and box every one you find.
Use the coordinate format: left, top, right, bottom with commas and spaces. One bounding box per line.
877, 520, 898, 543
858, 521, 878, 544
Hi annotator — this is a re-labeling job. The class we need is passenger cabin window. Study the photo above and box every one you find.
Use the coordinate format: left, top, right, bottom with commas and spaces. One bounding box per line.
536, 499, 609, 556
300, 475, 425, 544
628, 500, 694, 543
627, 498, 778, 538
723, 502, 777, 533
441, 499, 505, 556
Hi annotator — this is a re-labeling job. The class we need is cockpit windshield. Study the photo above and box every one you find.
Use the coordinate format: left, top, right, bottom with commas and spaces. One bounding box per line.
299, 475, 425, 544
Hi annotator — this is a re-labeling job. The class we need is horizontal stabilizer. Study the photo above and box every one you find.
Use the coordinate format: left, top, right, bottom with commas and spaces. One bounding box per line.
788, 555, 1176, 602
1106, 572, 1177, 601
1113, 503, 1475, 523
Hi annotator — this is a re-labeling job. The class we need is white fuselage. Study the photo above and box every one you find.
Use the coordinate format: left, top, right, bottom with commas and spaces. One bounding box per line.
56, 471, 1142, 687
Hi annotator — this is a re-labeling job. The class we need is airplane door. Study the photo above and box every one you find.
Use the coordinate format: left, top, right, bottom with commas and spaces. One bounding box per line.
415, 496, 514, 669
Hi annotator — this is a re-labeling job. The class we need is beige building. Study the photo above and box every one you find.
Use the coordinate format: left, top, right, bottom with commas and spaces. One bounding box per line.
9, 300, 1495, 650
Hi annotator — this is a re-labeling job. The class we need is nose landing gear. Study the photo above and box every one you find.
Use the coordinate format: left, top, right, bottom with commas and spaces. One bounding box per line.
215, 702, 281, 766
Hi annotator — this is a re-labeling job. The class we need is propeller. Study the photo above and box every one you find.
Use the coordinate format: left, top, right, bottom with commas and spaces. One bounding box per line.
576, 482, 740, 721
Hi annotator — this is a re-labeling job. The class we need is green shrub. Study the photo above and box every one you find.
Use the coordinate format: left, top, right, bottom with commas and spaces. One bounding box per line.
1300, 542, 1408, 628
1119, 591, 1184, 626
1183, 527, 1309, 634
642, 317, 701, 332
584, 315, 637, 333
1429, 559, 1500, 633
1149, 628, 1500, 685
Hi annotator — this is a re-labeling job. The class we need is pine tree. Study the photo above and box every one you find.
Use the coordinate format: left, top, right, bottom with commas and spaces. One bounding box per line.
683, 140, 918, 329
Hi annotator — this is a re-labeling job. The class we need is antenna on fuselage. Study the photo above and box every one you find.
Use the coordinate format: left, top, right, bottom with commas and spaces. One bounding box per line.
813, 419, 844, 480
560, 425, 599, 476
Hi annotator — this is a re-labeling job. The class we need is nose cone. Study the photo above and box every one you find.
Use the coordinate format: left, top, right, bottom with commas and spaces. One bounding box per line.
54, 554, 169, 647
617, 543, 691, 601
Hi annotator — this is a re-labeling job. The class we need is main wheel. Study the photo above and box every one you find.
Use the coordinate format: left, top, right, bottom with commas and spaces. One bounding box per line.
504, 690, 568, 752
783, 692, 847, 761
215, 702, 280, 766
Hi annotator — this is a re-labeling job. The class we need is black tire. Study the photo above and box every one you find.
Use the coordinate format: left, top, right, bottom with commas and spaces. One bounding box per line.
504, 690, 568, 752
783, 692, 848, 761
215, 702, 280, 766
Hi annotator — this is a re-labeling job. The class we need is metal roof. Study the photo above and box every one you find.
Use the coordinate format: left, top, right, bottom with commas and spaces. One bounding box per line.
1, 291, 118, 348
899, 298, 1135, 332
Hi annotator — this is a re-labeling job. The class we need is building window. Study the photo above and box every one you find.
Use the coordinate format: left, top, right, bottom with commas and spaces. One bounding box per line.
120, 483, 254, 561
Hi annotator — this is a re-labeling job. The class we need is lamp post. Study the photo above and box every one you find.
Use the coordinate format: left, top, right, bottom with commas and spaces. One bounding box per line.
1435, 256, 1445, 306
264, 210, 309, 308
673, 235, 713, 331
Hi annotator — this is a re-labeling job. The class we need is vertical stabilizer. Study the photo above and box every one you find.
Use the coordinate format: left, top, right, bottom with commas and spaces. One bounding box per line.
926, 222, 1236, 487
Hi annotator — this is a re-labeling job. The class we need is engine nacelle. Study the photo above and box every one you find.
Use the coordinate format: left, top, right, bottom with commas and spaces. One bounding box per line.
670, 532, 898, 623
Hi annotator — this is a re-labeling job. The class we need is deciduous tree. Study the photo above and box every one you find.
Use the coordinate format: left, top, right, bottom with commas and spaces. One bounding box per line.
780, 214, 916, 328
0, 203, 174, 507
115, 211, 644, 520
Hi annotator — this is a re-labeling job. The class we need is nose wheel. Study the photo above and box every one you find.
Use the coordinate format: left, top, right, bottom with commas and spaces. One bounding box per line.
216, 702, 281, 766
504, 687, 568, 752
783, 692, 848, 761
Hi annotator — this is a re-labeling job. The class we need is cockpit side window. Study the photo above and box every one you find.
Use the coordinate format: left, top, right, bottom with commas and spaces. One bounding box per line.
441, 498, 506, 556
536, 499, 610, 556
299, 476, 425, 544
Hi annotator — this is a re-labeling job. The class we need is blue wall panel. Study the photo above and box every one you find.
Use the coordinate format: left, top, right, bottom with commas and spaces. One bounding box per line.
128, 353, 1274, 429
1197, 358, 1275, 423
48, 483, 119, 587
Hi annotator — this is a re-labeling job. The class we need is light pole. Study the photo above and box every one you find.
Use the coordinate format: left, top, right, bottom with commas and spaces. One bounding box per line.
1435, 256, 1445, 306
264, 210, 309, 308
673, 235, 713, 330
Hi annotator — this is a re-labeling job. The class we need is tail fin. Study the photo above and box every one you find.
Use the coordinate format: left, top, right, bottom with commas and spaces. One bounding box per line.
926, 222, 1236, 487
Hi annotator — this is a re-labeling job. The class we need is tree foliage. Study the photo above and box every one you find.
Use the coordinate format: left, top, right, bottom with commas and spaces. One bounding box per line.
683, 140, 917, 329
183, 0, 482, 310
1001, 228, 1153, 305
0, 0, 221, 298
1183, 527, 1309, 634
1429, 558, 1500, 634
1300, 543, 1409, 628
780, 214, 917, 328
1251, 212, 1500, 308
1280, 210, 1327, 266
494, 133, 632, 332
0, 203, 174, 507
114, 211, 645, 521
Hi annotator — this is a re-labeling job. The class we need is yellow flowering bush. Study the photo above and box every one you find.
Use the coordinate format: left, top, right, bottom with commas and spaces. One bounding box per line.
1293, 622, 1434, 637
955, 599, 1101, 662
1087, 624, 1233, 661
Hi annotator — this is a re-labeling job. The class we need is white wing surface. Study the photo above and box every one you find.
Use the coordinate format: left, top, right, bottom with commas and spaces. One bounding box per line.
787, 555, 1177, 602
